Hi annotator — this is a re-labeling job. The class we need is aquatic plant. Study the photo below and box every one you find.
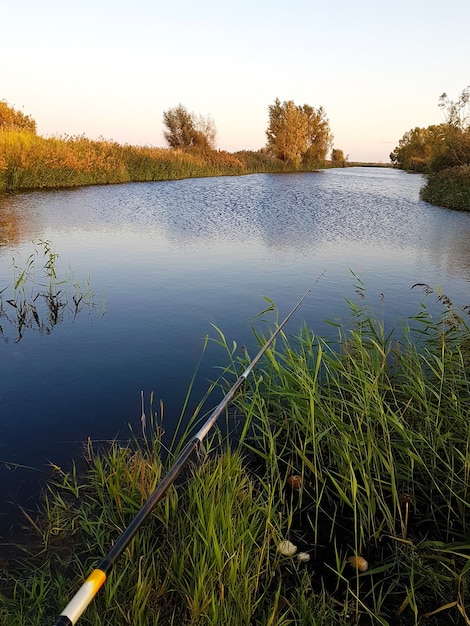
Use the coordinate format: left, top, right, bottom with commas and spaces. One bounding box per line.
0, 240, 97, 342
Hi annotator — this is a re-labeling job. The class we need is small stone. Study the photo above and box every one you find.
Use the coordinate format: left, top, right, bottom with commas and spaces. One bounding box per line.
277, 540, 298, 557
296, 552, 310, 562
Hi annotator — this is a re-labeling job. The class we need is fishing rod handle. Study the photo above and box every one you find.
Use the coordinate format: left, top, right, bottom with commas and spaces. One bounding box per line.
52, 569, 106, 626
52, 439, 198, 625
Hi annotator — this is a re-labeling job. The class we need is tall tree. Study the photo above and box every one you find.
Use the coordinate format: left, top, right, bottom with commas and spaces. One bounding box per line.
390, 126, 437, 171
436, 86, 470, 169
391, 86, 470, 172
162, 104, 196, 149
302, 104, 333, 167
331, 148, 347, 167
163, 104, 216, 150
0, 100, 37, 133
266, 98, 331, 167
439, 85, 470, 130
266, 99, 308, 165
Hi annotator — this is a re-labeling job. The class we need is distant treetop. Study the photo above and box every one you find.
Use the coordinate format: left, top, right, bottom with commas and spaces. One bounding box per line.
390, 86, 470, 172
162, 104, 216, 150
265, 98, 332, 168
0, 100, 37, 133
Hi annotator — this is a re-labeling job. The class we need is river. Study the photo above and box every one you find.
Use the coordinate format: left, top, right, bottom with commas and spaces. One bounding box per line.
1, 167, 469, 535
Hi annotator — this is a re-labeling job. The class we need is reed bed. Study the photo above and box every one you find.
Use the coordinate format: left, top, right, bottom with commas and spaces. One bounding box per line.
0, 131, 288, 192
230, 285, 470, 624
420, 165, 470, 211
1, 288, 469, 625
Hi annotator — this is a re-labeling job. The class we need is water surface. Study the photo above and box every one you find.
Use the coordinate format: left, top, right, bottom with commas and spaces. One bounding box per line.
1, 167, 469, 533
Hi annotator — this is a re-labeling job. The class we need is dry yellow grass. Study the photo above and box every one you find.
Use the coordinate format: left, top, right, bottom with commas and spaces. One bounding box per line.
0, 131, 286, 191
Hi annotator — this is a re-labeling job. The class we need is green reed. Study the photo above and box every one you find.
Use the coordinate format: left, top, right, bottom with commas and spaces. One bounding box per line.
1, 287, 469, 624
0, 239, 97, 342
230, 287, 470, 623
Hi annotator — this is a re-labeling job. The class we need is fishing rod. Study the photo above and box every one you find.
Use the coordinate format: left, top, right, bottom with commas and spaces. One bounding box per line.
52, 282, 317, 626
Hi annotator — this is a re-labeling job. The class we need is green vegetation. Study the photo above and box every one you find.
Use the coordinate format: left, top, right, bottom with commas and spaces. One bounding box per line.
1, 284, 469, 625
331, 148, 348, 168
390, 87, 470, 174
390, 85, 470, 211
420, 164, 470, 211
0, 240, 97, 343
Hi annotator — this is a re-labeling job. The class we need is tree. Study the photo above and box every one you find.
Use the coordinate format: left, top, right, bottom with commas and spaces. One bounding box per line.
390, 87, 470, 172
435, 86, 470, 169
390, 124, 470, 173
193, 113, 217, 150
331, 148, 347, 167
162, 104, 194, 149
390, 127, 435, 171
439, 85, 470, 130
162, 104, 217, 150
301, 104, 333, 167
265, 98, 332, 167
0, 100, 37, 133
265, 99, 308, 165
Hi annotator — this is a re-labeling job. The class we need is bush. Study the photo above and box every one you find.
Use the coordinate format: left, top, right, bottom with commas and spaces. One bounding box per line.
420, 164, 470, 211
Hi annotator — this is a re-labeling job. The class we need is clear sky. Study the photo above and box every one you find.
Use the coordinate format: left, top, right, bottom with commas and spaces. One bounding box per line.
2, 0, 469, 162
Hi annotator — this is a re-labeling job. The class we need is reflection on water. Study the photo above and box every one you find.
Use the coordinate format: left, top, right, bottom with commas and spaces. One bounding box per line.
0, 197, 38, 246
2, 169, 470, 282
0, 167, 470, 534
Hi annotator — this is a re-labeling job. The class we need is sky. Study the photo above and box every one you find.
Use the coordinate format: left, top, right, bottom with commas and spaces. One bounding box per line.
2, 0, 469, 163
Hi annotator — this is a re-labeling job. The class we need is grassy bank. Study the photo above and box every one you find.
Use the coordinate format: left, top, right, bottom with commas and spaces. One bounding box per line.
1, 289, 469, 625
0, 131, 290, 192
420, 165, 470, 211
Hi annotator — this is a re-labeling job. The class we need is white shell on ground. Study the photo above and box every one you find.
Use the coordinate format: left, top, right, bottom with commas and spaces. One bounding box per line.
277, 540, 298, 557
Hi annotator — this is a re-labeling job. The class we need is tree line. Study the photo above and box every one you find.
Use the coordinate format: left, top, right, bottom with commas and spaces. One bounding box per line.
160, 99, 342, 167
390, 86, 470, 173
1, 98, 346, 174
390, 85, 470, 211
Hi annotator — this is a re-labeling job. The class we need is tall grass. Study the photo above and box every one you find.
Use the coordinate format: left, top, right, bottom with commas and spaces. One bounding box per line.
231, 284, 470, 623
0, 131, 289, 192
1, 287, 469, 624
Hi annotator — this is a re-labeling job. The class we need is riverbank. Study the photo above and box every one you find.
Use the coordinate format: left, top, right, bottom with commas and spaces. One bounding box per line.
0, 131, 296, 192
0, 130, 390, 194
1, 288, 469, 625
420, 165, 470, 211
